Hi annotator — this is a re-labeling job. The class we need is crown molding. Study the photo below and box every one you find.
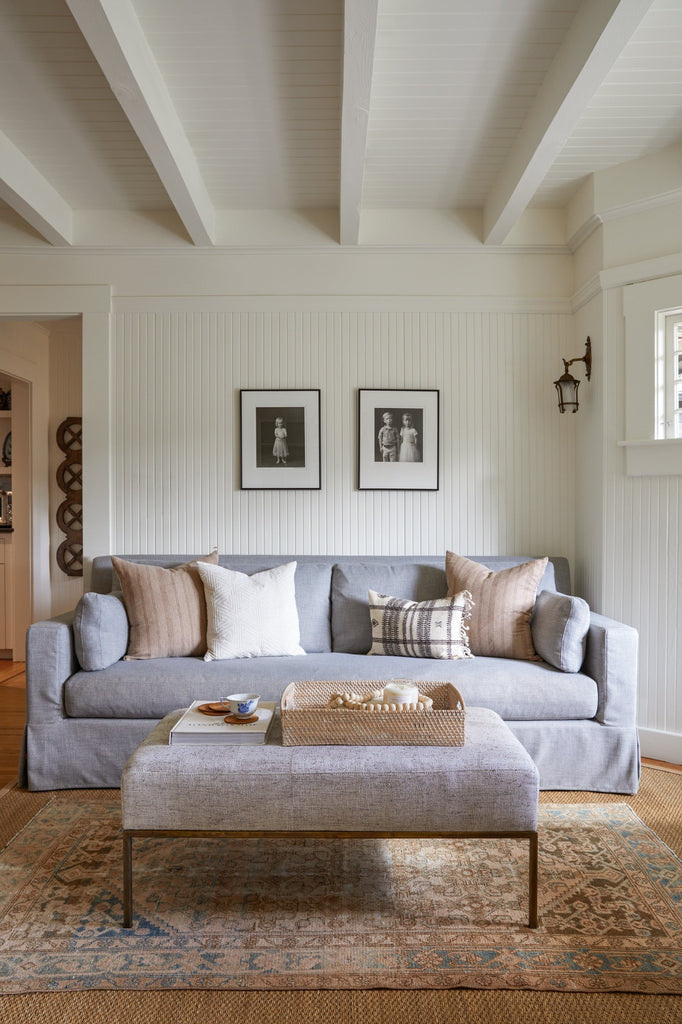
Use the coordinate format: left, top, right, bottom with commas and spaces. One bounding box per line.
0, 241, 572, 258
111, 294, 572, 314
571, 274, 602, 312
599, 188, 682, 224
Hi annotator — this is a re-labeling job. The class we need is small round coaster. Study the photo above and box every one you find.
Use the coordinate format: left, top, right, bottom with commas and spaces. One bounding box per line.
223, 713, 259, 725
197, 703, 229, 716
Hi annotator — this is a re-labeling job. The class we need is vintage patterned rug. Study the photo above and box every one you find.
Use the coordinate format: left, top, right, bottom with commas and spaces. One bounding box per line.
0, 797, 680, 994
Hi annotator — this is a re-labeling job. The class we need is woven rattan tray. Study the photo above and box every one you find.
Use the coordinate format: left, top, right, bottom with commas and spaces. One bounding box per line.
280, 680, 465, 746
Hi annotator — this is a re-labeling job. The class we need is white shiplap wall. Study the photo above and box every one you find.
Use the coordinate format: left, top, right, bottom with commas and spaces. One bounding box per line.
604, 474, 681, 741
111, 307, 576, 565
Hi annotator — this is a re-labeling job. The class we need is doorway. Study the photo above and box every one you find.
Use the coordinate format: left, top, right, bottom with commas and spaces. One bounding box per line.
0, 317, 83, 652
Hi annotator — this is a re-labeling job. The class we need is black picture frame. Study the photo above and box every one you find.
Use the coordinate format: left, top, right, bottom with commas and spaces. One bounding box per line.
358, 388, 439, 490
240, 389, 321, 490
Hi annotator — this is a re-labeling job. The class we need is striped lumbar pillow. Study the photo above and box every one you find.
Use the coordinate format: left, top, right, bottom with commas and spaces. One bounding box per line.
445, 552, 548, 661
112, 552, 218, 660
367, 589, 474, 660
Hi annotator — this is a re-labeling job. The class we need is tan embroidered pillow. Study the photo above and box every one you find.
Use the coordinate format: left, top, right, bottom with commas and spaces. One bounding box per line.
112, 552, 219, 659
445, 552, 548, 660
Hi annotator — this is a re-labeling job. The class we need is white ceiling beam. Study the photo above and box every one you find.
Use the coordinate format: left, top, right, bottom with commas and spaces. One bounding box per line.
483, 0, 655, 245
0, 129, 73, 246
339, 0, 379, 245
65, 0, 215, 246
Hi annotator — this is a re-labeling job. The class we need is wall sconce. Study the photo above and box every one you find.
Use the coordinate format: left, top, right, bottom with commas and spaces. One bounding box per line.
554, 337, 592, 413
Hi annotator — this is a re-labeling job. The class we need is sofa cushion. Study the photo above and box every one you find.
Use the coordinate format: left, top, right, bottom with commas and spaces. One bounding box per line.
112, 552, 218, 660
73, 592, 129, 671
446, 552, 548, 661
198, 560, 306, 660
331, 560, 448, 654
531, 590, 590, 673
367, 589, 474, 660
63, 651, 599, 722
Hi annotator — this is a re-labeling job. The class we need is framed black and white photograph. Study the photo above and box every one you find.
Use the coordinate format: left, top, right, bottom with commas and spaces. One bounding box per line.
240, 389, 321, 489
358, 388, 439, 490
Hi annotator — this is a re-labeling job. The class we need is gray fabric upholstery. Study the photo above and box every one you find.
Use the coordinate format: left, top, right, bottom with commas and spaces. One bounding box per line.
73, 592, 129, 671
121, 707, 539, 833
64, 651, 599, 722
509, 720, 641, 794
22, 552, 638, 795
531, 590, 590, 673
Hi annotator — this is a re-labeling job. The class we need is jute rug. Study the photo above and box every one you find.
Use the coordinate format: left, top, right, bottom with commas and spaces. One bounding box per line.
1, 790, 681, 996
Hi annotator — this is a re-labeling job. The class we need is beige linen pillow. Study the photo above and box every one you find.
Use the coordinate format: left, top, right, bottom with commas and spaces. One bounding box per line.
445, 552, 548, 660
368, 589, 474, 660
112, 552, 218, 660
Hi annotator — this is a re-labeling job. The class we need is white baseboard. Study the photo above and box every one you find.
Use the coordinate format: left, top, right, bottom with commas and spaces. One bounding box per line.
639, 728, 682, 766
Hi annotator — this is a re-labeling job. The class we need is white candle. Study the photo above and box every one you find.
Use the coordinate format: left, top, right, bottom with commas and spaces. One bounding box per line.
382, 681, 419, 704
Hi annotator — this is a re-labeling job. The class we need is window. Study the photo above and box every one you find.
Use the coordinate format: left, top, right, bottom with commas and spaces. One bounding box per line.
623, 275, 682, 476
656, 308, 682, 439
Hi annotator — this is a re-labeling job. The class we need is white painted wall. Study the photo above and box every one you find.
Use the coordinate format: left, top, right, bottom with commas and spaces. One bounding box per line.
0, 227, 678, 761
109, 306, 575, 562
573, 227, 682, 763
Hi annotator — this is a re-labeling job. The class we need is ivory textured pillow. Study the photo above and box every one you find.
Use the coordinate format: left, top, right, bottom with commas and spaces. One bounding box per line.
368, 589, 474, 660
112, 552, 218, 660
445, 552, 548, 660
198, 560, 306, 660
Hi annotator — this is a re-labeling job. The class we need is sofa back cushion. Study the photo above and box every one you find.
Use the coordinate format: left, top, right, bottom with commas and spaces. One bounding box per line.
91, 554, 333, 653
331, 555, 560, 655
332, 559, 448, 654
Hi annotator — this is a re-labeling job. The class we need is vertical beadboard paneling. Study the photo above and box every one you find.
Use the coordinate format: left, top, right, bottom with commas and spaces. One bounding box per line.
591, 285, 682, 747
607, 472, 682, 739
111, 307, 575, 565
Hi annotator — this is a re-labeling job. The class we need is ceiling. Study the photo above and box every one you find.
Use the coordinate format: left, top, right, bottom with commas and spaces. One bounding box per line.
0, 0, 680, 249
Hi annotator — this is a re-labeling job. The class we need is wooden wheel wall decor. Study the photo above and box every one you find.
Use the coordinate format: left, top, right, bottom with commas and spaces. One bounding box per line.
55, 416, 83, 577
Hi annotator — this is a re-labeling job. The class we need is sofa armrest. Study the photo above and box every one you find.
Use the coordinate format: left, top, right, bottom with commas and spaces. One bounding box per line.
25, 612, 78, 725
583, 612, 638, 727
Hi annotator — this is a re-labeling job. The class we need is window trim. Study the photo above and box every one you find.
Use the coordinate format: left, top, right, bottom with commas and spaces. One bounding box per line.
623, 275, 682, 476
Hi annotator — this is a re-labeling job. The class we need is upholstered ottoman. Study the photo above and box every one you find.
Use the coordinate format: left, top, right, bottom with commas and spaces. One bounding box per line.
121, 706, 540, 928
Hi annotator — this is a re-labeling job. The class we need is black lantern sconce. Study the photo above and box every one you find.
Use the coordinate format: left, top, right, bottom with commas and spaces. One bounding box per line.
554, 338, 592, 413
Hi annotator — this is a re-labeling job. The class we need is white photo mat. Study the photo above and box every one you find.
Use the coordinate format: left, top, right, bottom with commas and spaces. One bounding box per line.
240, 389, 321, 489
358, 388, 439, 490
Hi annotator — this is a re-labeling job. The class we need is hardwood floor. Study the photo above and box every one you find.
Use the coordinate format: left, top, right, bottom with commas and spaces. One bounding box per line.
0, 661, 679, 788
0, 661, 25, 788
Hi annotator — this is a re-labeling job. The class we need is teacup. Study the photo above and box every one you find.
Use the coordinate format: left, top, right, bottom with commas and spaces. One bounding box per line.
223, 693, 260, 719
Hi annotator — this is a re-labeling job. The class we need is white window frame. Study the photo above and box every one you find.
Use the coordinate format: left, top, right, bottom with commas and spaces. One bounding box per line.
655, 310, 682, 439
622, 275, 682, 476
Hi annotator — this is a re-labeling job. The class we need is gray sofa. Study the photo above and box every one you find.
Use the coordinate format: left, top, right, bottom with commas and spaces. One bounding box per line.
21, 553, 640, 793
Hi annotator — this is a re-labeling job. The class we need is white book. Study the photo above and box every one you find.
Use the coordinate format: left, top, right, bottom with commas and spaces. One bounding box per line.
169, 700, 277, 745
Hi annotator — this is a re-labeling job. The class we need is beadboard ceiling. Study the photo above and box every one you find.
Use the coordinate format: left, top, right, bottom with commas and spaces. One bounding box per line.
0, 0, 680, 248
